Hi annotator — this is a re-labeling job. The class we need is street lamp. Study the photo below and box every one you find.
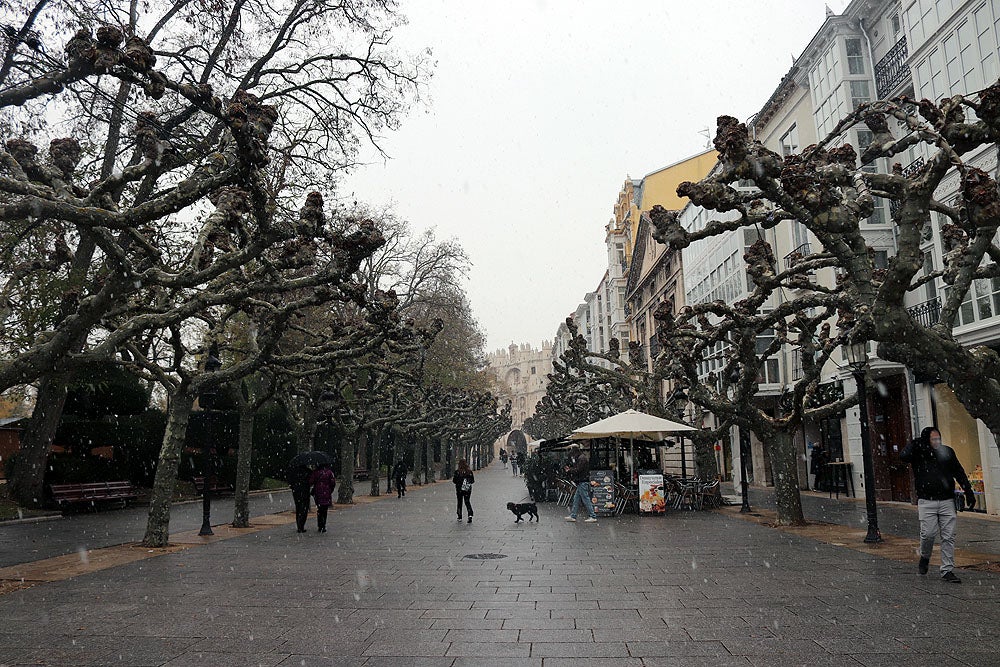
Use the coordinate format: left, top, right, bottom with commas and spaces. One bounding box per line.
198, 347, 222, 537
727, 367, 752, 513
670, 388, 689, 481
845, 341, 882, 544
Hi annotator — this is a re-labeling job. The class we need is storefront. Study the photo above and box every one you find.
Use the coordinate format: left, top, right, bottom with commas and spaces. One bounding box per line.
932, 384, 987, 512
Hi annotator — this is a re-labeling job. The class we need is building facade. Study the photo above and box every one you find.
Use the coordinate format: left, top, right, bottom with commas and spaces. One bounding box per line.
486, 342, 553, 438
676, 0, 1000, 513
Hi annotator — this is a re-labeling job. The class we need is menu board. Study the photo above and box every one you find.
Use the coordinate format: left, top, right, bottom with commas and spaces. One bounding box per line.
590, 470, 616, 517
638, 472, 666, 514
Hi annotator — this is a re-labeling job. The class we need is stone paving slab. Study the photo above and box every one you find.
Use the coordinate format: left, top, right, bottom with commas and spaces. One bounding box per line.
2, 465, 1000, 665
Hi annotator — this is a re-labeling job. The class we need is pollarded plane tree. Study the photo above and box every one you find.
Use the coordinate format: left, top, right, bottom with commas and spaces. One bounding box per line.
527, 316, 731, 479
117, 194, 389, 547
653, 82, 1000, 516
649, 205, 858, 525
1, 0, 429, 505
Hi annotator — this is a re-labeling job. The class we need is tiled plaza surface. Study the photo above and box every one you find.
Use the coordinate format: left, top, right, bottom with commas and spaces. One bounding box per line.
2, 465, 1000, 666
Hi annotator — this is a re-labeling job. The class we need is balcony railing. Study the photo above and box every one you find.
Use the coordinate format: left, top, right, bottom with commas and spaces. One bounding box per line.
901, 156, 925, 178
783, 242, 813, 272
907, 296, 941, 327
875, 36, 909, 98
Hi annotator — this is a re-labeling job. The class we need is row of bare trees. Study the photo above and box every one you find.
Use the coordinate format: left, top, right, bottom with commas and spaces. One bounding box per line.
531, 82, 1000, 525
1, 1, 508, 547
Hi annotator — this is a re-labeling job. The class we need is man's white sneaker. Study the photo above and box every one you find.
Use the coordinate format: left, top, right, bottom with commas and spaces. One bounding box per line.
584, 517, 598, 523
564, 516, 577, 522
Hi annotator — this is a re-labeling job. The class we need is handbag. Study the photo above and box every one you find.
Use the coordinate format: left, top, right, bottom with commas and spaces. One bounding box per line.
460, 478, 472, 493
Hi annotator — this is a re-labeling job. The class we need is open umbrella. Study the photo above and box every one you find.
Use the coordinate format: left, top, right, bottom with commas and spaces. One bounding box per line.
570, 409, 697, 483
289, 450, 333, 469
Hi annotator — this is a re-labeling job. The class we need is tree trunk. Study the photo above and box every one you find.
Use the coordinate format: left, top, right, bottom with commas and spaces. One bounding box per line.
231, 405, 255, 528
370, 426, 386, 496
9, 375, 68, 507
422, 437, 432, 484
767, 429, 805, 526
295, 401, 318, 454
142, 393, 194, 547
692, 436, 720, 480
386, 430, 398, 494
337, 428, 356, 504
409, 438, 421, 486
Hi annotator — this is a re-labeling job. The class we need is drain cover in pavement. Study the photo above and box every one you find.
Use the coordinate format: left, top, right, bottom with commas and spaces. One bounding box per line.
463, 553, 507, 560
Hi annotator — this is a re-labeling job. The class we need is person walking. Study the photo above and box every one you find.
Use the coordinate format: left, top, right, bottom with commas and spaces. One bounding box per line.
564, 453, 598, 523
453, 458, 475, 523
810, 443, 828, 492
288, 464, 312, 534
499, 449, 508, 469
516, 451, 526, 477
900, 426, 976, 583
392, 460, 408, 498
308, 463, 336, 533
510, 454, 519, 477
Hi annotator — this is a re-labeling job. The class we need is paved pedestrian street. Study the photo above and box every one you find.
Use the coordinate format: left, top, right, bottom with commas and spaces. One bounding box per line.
3, 466, 1000, 667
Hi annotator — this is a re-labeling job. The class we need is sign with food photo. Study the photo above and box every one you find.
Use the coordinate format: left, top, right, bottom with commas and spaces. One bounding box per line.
638, 473, 665, 514
590, 470, 616, 516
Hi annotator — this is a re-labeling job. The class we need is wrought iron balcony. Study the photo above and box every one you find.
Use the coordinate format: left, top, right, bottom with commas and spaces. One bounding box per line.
875, 36, 909, 98
907, 296, 941, 327
783, 242, 813, 272
901, 156, 925, 178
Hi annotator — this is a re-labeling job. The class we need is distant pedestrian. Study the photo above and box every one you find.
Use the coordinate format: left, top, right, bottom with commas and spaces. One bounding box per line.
510, 455, 519, 477
564, 453, 598, 523
901, 426, 975, 583
308, 463, 336, 533
516, 451, 526, 476
500, 449, 508, 469
810, 443, 828, 492
392, 460, 408, 498
288, 464, 312, 534
453, 458, 475, 523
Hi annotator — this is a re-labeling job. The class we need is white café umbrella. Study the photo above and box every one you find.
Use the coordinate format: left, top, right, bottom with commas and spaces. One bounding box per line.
569, 409, 697, 482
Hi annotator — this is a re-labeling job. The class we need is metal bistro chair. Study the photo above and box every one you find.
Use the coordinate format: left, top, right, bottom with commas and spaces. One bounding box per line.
615, 482, 638, 515
673, 479, 699, 510
556, 478, 574, 507
696, 479, 722, 510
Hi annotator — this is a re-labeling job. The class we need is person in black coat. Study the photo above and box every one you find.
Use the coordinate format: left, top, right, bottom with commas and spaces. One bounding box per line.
453, 458, 475, 523
392, 460, 408, 498
809, 444, 828, 492
288, 464, 312, 533
900, 426, 975, 582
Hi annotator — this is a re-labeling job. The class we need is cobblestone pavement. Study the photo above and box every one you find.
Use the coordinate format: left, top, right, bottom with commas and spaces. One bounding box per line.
2, 465, 1000, 666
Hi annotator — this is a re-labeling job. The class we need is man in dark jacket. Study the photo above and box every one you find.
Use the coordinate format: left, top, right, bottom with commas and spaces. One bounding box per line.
392, 460, 408, 498
900, 426, 975, 583
288, 465, 312, 534
563, 453, 597, 523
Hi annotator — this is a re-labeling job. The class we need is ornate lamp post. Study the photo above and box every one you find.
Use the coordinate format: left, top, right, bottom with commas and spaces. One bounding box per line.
198, 347, 222, 537
726, 367, 753, 513
845, 341, 882, 544
669, 388, 689, 481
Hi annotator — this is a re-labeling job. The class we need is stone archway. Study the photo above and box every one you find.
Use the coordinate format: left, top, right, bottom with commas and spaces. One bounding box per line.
505, 429, 528, 454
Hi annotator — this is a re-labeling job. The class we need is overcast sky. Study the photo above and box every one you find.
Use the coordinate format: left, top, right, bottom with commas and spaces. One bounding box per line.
341, 0, 850, 353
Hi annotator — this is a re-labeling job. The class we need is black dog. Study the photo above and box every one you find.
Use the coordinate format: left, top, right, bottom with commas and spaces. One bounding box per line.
507, 502, 539, 523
